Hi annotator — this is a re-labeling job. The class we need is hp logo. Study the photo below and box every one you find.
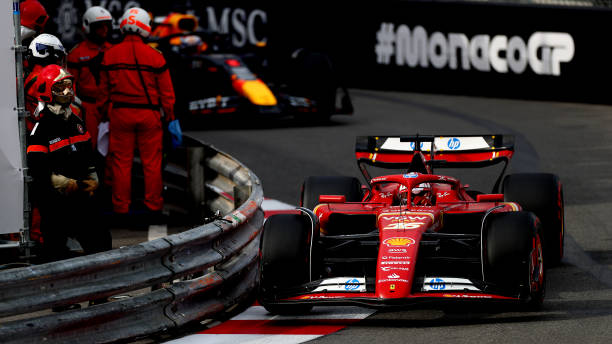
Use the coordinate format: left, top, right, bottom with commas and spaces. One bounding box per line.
447, 138, 461, 150
429, 278, 446, 290
345, 278, 360, 290
409, 142, 424, 150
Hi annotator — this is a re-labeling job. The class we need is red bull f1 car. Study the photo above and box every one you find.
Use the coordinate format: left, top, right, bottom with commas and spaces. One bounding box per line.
258, 135, 564, 313
149, 13, 353, 121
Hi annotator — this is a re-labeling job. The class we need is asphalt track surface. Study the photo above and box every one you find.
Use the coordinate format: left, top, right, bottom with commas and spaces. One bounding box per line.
182, 89, 612, 343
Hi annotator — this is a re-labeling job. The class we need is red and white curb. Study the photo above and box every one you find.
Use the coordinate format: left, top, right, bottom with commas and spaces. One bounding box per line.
163, 198, 374, 343
165, 305, 375, 344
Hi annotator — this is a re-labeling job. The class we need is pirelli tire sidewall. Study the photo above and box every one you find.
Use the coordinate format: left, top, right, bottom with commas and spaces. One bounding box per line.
484, 211, 545, 308
258, 214, 314, 314
502, 173, 565, 267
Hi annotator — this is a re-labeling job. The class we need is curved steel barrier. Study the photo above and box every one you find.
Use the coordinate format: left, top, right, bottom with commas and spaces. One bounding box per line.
0, 136, 264, 343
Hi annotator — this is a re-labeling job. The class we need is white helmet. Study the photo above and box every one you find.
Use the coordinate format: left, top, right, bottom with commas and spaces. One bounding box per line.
28, 33, 67, 67
82, 6, 113, 34
119, 7, 151, 38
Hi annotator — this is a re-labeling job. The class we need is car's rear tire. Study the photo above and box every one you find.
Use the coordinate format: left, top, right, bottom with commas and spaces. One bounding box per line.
484, 211, 545, 309
301, 176, 363, 210
258, 214, 315, 314
502, 173, 564, 266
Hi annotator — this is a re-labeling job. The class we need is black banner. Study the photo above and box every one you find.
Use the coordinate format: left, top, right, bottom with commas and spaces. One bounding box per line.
42, 1, 272, 50
329, 2, 612, 104
40, 0, 612, 104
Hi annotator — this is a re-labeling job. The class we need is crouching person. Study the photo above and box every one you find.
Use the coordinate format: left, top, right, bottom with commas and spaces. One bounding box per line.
27, 65, 111, 262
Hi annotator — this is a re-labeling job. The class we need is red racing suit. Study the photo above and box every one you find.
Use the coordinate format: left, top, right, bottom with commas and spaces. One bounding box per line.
68, 40, 113, 148
98, 34, 175, 213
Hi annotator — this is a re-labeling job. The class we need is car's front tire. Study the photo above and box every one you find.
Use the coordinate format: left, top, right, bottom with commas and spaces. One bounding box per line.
484, 211, 545, 309
258, 214, 316, 314
503, 173, 564, 267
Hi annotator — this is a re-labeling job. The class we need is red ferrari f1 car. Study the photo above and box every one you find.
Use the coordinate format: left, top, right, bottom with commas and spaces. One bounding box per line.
258, 135, 564, 313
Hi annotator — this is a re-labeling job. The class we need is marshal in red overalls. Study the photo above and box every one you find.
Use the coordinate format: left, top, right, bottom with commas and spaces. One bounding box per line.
68, 6, 114, 149
98, 7, 175, 214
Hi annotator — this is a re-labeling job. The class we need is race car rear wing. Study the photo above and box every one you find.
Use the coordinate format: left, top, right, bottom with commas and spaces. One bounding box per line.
355, 135, 515, 192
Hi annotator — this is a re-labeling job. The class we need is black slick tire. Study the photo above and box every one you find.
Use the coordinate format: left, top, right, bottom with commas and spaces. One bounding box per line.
502, 173, 564, 266
258, 214, 315, 314
484, 211, 545, 309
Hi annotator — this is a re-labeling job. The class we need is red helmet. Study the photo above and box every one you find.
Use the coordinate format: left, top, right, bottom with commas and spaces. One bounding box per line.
21, 0, 48, 33
411, 183, 433, 206
35, 65, 74, 105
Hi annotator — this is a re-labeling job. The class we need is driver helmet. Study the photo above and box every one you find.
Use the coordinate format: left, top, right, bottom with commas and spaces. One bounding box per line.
35, 64, 74, 106
397, 184, 409, 205
151, 13, 198, 38
411, 183, 432, 206
119, 7, 151, 38
28, 34, 67, 68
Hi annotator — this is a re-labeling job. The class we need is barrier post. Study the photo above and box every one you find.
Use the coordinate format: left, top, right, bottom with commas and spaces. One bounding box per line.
188, 146, 207, 220
234, 185, 251, 209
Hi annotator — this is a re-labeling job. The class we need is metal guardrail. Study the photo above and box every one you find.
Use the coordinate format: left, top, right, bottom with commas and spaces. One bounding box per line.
431, 0, 612, 8
0, 136, 265, 343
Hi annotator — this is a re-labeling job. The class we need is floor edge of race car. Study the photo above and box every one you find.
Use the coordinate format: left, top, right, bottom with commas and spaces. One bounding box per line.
162, 198, 376, 344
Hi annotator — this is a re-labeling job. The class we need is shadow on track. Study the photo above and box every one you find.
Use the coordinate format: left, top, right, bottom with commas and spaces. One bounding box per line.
352, 257, 612, 329
356, 297, 612, 329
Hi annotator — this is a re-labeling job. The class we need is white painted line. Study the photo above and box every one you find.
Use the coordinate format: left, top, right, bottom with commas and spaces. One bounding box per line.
148, 224, 168, 241
233, 306, 374, 320
166, 334, 322, 344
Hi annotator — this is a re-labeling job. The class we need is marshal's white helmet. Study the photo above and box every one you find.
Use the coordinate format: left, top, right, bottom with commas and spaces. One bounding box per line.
82, 6, 113, 34
28, 33, 67, 67
119, 7, 151, 38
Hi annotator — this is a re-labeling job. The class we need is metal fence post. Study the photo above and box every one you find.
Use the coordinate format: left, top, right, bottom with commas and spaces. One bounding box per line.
188, 147, 206, 220
233, 185, 251, 209
12, 0, 34, 260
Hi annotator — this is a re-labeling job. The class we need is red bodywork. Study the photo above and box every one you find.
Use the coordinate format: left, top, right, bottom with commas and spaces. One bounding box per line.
290, 173, 521, 304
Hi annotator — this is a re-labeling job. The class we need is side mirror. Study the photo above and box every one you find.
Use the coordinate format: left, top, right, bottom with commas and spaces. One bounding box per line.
319, 195, 346, 203
476, 194, 504, 202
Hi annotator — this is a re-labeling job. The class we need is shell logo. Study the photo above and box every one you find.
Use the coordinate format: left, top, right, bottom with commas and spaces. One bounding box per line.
383, 237, 415, 247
